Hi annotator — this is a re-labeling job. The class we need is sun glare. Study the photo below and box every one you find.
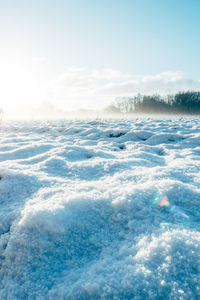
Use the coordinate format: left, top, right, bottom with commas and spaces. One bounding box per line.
0, 52, 45, 117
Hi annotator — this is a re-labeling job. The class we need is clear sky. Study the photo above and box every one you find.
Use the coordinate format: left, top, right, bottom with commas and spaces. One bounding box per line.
1, 0, 200, 116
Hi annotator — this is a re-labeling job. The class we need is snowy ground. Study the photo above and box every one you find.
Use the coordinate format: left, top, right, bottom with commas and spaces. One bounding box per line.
0, 117, 200, 299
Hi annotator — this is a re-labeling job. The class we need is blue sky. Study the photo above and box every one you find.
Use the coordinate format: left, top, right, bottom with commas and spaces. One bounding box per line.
1, 0, 200, 114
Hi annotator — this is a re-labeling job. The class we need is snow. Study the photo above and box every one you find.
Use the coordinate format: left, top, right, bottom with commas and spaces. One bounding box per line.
0, 117, 200, 299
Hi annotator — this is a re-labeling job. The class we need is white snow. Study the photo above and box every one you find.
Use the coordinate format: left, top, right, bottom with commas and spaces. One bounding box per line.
0, 117, 200, 299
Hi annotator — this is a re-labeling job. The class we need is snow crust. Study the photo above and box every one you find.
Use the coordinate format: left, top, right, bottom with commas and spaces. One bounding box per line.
0, 117, 200, 299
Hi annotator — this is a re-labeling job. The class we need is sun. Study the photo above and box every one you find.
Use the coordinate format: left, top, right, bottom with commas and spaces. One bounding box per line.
0, 52, 46, 117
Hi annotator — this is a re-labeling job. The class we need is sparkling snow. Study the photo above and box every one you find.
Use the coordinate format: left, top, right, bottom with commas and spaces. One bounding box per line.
0, 117, 200, 299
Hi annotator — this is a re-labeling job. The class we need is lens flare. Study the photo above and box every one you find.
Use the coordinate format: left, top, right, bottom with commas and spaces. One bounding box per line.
153, 193, 189, 220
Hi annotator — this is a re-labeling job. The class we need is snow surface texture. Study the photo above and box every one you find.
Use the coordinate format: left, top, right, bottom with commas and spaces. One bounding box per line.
0, 117, 200, 299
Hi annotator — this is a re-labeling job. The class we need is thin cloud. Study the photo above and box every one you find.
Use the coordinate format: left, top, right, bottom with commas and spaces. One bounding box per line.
96, 71, 200, 96
91, 68, 131, 80
50, 68, 200, 110
55, 72, 94, 92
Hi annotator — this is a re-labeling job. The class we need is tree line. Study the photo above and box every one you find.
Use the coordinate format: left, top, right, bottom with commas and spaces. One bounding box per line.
105, 91, 200, 114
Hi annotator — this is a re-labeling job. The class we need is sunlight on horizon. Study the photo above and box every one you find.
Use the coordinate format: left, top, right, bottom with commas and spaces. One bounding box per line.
0, 51, 108, 118
0, 52, 46, 115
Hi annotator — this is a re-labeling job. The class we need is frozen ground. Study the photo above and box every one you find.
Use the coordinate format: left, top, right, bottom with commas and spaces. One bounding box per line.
0, 117, 200, 299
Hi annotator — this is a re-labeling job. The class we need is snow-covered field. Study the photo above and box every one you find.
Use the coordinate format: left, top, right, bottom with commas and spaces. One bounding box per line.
0, 117, 200, 299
